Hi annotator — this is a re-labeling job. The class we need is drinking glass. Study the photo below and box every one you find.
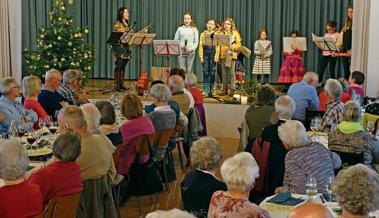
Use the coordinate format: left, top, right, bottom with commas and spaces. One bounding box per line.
310, 117, 321, 133
306, 176, 318, 202
325, 176, 334, 203
26, 132, 37, 149
49, 121, 59, 134
367, 121, 375, 133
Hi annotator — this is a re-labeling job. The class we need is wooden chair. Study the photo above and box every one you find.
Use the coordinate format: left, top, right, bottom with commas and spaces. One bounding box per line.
43, 192, 81, 218
174, 123, 186, 172
111, 144, 122, 213
153, 128, 175, 191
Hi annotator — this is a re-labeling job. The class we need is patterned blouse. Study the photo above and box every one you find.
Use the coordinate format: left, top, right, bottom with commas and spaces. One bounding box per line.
252, 39, 272, 75
208, 191, 270, 218
320, 100, 344, 132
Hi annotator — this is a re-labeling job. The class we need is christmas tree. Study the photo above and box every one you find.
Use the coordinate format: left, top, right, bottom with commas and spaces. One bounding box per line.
23, 0, 94, 81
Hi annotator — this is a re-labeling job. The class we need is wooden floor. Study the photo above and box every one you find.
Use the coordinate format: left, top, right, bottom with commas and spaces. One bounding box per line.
119, 137, 238, 218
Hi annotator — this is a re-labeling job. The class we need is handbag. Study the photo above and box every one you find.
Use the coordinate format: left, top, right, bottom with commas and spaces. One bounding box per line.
127, 136, 163, 196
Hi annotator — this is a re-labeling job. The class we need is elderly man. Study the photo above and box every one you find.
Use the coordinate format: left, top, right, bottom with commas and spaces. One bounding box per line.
38, 69, 68, 118
319, 79, 344, 132
0, 77, 38, 134
250, 95, 296, 204
168, 75, 191, 116
57, 105, 117, 218
288, 203, 333, 218
57, 69, 88, 106
287, 72, 319, 122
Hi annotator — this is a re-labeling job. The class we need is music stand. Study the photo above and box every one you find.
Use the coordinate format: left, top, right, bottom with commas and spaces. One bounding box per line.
129, 33, 156, 77
312, 33, 339, 52
153, 40, 180, 77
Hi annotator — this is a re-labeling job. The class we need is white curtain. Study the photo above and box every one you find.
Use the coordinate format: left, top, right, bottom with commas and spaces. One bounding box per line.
0, 0, 22, 82
351, 0, 371, 88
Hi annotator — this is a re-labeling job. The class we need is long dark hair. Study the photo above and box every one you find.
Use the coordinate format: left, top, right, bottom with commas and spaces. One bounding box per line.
116, 7, 128, 23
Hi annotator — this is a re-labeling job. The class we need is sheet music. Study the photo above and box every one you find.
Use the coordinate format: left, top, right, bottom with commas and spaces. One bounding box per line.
283, 37, 307, 52
311, 33, 338, 51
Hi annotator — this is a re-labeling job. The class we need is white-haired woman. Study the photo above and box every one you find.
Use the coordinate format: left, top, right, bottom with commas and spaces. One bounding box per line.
181, 137, 226, 217
249, 95, 295, 203
208, 152, 270, 218
320, 79, 344, 132
22, 75, 49, 129
333, 164, 379, 218
185, 73, 207, 135
80, 103, 101, 133
0, 140, 43, 217
329, 101, 379, 168
277, 120, 341, 194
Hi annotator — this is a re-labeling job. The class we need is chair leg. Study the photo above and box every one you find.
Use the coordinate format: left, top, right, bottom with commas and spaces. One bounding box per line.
162, 157, 169, 191
177, 141, 185, 172
136, 196, 142, 218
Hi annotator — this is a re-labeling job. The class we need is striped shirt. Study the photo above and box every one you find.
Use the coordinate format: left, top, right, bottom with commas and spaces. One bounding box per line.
320, 100, 344, 132
282, 142, 341, 194
252, 39, 272, 75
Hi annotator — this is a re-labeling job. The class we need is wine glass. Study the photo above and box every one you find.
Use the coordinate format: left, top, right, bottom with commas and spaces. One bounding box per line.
49, 121, 58, 135
26, 132, 37, 149
306, 176, 318, 202
310, 117, 321, 133
17, 124, 27, 137
8, 121, 18, 139
143, 90, 149, 99
325, 176, 334, 203
367, 121, 375, 133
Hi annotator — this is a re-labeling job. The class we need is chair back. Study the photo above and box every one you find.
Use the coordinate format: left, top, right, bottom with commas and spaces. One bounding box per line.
334, 150, 364, 166
136, 134, 155, 155
44, 192, 81, 218
181, 186, 207, 218
153, 129, 174, 146
175, 123, 184, 136
112, 144, 122, 167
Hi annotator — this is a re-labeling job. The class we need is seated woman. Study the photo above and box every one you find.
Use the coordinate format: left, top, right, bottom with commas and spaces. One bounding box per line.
147, 84, 176, 161
249, 95, 296, 203
181, 137, 226, 217
28, 130, 83, 206
80, 103, 101, 133
277, 120, 341, 194
95, 100, 122, 146
318, 78, 350, 112
0, 140, 42, 217
185, 73, 207, 136
118, 94, 155, 176
245, 84, 276, 141
208, 152, 270, 218
333, 164, 379, 218
329, 101, 379, 168
22, 75, 49, 129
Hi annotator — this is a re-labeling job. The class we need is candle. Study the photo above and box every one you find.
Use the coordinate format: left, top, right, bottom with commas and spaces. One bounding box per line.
241, 96, 248, 105
233, 94, 241, 101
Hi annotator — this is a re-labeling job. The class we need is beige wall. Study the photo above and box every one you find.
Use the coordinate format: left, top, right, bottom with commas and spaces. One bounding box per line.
366, 0, 379, 97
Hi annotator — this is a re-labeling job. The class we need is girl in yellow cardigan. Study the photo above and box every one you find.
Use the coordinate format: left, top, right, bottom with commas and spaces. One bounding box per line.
215, 17, 241, 95
199, 19, 218, 96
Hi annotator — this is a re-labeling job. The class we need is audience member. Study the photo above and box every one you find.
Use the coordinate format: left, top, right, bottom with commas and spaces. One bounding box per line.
147, 84, 176, 160
329, 101, 379, 168
28, 130, 83, 205
287, 72, 319, 122
348, 71, 365, 98
22, 75, 49, 129
249, 95, 296, 203
318, 78, 350, 111
80, 103, 101, 133
0, 77, 38, 134
0, 139, 42, 217
146, 208, 196, 218
169, 68, 195, 108
288, 203, 333, 218
181, 137, 226, 217
38, 69, 67, 118
95, 100, 122, 146
277, 120, 341, 194
57, 69, 88, 105
118, 94, 155, 175
245, 84, 276, 140
320, 79, 344, 132
208, 152, 270, 218
333, 164, 379, 218
185, 73, 207, 135
168, 75, 191, 115
58, 105, 117, 218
